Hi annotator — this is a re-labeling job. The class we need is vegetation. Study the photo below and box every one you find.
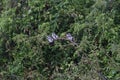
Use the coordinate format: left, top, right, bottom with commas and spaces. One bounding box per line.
0, 0, 120, 80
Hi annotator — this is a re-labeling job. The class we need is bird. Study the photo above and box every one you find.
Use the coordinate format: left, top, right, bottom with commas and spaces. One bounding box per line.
47, 35, 54, 43
51, 33, 58, 40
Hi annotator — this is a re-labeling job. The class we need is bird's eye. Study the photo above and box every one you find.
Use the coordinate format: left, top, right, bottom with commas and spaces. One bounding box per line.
66, 33, 73, 41
47, 36, 54, 43
51, 33, 58, 40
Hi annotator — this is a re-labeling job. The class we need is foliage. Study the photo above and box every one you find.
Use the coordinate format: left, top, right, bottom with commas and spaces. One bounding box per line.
0, 0, 120, 80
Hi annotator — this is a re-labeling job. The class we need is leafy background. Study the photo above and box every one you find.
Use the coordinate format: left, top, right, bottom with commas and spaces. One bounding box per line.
0, 0, 120, 80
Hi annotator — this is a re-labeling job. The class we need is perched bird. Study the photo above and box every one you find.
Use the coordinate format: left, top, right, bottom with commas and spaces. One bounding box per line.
66, 33, 73, 41
66, 33, 78, 46
51, 33, 58, 40
47, 35, 54, 43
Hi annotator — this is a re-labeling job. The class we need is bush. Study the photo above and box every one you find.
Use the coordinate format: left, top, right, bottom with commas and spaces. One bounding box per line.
0, 0, 120, 80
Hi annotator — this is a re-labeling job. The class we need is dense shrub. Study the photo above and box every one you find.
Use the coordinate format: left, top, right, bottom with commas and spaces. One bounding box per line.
0, 0, 120, 80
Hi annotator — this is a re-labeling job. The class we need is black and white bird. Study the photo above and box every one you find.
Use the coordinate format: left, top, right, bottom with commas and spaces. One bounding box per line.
51, 33, 58, 40
66, 33, 73, 41
66, 33, 78, 46
47, 35, 54, 43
